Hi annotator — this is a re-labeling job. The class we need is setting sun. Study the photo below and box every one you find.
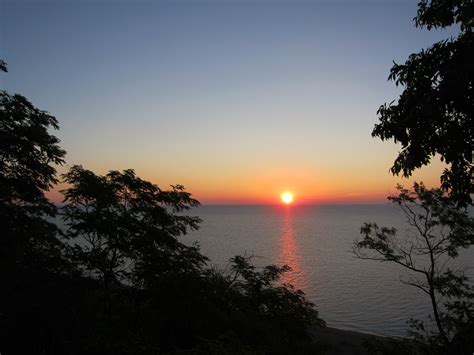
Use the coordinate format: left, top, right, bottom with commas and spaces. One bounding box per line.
280, 192, 294, 204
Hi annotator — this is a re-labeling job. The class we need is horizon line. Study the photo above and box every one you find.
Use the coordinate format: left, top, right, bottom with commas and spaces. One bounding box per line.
198, 202, 390, 206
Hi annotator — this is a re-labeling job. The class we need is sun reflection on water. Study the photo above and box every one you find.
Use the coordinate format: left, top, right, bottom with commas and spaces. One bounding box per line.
277, 208, 306, 291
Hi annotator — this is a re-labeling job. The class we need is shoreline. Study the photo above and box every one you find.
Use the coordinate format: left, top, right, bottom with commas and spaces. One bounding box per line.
312, 326, 409, 354
324, 325, 407, 339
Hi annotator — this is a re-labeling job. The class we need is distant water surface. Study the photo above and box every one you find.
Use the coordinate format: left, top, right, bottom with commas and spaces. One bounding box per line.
186, 204, 474, 337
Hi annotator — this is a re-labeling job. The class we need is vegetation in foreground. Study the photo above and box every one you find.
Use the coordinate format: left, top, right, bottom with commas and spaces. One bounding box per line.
2, 0, 473, 353
354, 183, 474, 353
372, 0, 473, 206
0, 61, 324, 354
356, 0, 474, 353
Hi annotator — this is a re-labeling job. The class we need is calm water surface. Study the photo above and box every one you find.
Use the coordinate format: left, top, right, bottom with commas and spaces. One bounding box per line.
186, 204, 474, 337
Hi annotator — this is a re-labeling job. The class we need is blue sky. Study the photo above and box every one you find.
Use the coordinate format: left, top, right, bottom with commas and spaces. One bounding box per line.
0, 0, 457, 203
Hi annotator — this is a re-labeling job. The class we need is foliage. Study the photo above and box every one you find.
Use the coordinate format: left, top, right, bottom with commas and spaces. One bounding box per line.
59, 167, 325, 354
354, 183, 474, 350
61, 166, 204, 280
0, 61, 75, 354
226, 255, 325, 332
129, 256, 324, 354
373, 0, 473, 205
1, 58, 325, 354
0, 79, 67, 272
61, 166, 205, 314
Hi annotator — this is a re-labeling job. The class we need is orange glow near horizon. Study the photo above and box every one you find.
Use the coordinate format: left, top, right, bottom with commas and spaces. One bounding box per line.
44, 156, 447, 205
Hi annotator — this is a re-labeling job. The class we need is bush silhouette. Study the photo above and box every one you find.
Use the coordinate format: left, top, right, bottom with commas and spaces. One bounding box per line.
1, 60, 324, 354
373, 0, 474, 206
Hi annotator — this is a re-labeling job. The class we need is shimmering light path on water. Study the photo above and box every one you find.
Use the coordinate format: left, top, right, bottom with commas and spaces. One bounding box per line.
278, 207, 306, 290
187, 204, 474, 337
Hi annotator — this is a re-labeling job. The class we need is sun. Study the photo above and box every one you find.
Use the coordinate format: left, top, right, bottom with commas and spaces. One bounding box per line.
280, 192, 294, 204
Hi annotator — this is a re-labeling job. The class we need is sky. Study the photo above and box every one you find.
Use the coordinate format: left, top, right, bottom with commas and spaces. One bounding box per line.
0, 0, 458, 204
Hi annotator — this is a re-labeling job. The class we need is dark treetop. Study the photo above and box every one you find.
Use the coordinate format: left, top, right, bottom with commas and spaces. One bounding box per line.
373, 0, 473, 206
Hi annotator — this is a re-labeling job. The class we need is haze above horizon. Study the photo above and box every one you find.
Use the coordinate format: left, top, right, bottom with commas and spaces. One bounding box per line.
1, 0, 456, 204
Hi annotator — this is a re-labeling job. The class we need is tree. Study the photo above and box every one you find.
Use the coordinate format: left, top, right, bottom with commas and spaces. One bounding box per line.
61, 165, 205, 314
373, 0, 473, 206
61, 166, 325, 353
354, 183, 474, 348
1, 59, 326, 354
226, 255, 325, 333
0, 61, 78, 354
0, 61, 67, 274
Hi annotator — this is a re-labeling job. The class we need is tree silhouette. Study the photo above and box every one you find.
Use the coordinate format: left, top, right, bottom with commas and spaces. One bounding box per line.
61, 166, 205, 315
1, 59, 325, 354
373, 0, 473, 206
354, 183, 474, 349
0, 63, 67, 275
0, 61, 75, 354
60, 166, 325, 353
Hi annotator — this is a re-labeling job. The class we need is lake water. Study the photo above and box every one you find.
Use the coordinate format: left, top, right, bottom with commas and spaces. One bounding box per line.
186, 204, 474, 338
